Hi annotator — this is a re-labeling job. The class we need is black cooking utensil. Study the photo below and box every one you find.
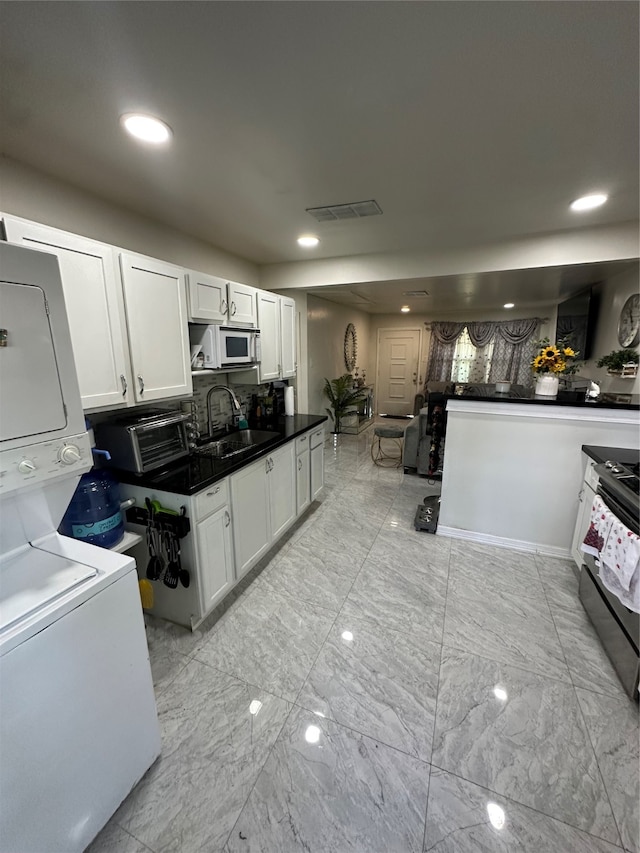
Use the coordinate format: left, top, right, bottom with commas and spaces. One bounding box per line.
145, 500, 165, 581
163, 528, 179, 589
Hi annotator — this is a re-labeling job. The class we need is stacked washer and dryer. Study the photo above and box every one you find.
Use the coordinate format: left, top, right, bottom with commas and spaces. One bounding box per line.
0, 242, 160, 852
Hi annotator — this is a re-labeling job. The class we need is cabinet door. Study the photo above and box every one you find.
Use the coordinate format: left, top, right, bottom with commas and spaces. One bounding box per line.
268, 442, 296, 540
296, 447, 311, 515
228, 281, 257, 327
280, 296, 297, 378
186, 271, 227, 323
196, 505, 235, 613
571, 482, 596, 569
3, 216, 132, 409
256, 290, 281, 382
120, 253, 192, 403
311, 442, 325, 501
230, 457, 271, 577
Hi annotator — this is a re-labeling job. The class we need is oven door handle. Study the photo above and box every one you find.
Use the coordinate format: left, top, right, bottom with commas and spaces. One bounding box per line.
596, 486, 639, 534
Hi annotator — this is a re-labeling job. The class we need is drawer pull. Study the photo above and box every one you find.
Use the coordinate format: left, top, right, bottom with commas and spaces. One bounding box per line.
299, 435, 307, 442
224, 510, 231, 527
207, 486, 221, 497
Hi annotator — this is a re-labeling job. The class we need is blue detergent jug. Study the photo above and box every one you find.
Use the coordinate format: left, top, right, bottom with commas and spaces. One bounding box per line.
59, 469, 125, 549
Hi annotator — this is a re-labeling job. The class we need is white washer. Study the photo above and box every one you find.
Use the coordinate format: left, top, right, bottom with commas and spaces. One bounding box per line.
0, 242, 160, 851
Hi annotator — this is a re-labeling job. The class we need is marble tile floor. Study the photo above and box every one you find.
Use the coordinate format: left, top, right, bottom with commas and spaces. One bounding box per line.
89, 422, 639, 853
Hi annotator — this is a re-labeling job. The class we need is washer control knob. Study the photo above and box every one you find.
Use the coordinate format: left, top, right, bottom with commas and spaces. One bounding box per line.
18, 459, 36, 474
59, 444, 82, 465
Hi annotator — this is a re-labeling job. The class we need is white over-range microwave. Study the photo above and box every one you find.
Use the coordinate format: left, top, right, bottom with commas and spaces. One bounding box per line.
189, 324, 261, 370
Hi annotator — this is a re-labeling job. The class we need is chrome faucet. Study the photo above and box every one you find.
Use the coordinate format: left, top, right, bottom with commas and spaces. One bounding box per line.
206, 384, 242, 438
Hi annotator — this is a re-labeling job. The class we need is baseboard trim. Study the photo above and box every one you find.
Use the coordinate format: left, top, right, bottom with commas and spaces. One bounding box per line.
437, 525, 571, 559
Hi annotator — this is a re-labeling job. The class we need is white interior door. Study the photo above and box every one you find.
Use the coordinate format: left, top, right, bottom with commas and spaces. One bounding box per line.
376, 328, 422, 416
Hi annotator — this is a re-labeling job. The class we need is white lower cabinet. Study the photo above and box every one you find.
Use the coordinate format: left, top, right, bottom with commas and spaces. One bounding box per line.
196, 504, 234, 613
231, 441, 296, 577
230, 456, 272, 577
269, 442, 296, 539
122, 427, 325, 630
296, 434, 311, 515
571, 455, 599, 569
310, 426, 325, 500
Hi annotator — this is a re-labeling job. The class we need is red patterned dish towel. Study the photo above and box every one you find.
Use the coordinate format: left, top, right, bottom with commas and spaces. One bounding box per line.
582, 494, 640, 614
581, 495, 614, 558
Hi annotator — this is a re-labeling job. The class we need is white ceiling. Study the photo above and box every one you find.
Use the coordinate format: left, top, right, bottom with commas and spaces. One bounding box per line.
0, 1, 638, 311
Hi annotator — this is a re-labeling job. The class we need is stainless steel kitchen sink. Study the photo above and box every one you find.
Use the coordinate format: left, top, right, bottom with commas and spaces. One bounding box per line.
194, 429, 279, 460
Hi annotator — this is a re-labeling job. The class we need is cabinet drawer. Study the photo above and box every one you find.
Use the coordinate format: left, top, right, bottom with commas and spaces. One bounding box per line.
309, 426, 324, 449
295, 432, 310, 454
194, 478, 229, 520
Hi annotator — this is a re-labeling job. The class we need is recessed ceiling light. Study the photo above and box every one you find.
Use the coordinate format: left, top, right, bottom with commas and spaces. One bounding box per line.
503, 303, 515, 309
297, 235, 320, 248
401, 306, 411, 313
570, 193, 608, 212
121, 113, 172, 144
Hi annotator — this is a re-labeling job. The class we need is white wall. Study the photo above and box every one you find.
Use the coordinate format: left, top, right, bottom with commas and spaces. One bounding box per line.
0, 156, 259, 284
582, 263, 640, 395
440, 401, 639, 556
307, 295, 371, 419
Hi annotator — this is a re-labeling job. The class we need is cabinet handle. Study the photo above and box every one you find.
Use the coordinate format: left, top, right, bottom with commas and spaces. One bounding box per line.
120, 374, 128, 397
266, 459, 270, 474
207, 486, 221, 497
231, 301, 237, 316
268, 458, 273, 471
221, 298, 228, 315
224, 510, 231, 527
299, 435, 307, 442
298, 458, 302, 470
138, 374, 144, 395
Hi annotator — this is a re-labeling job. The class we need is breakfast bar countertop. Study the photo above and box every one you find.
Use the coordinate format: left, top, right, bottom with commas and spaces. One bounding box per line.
113, 414, 328, 496
444, 387, 640, 410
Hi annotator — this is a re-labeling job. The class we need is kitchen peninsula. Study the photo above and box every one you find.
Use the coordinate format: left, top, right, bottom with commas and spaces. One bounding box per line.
438, 391, 639, 556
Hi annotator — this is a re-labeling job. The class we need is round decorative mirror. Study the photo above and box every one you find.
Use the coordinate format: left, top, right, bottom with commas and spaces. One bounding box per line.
344, 323, 358, 372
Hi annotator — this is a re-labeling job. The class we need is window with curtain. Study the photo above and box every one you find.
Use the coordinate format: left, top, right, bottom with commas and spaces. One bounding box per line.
426, 318, 541, 387
450, 328, 495, 383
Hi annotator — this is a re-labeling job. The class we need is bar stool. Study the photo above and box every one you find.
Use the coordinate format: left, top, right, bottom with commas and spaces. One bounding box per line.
371, 425, 405, 467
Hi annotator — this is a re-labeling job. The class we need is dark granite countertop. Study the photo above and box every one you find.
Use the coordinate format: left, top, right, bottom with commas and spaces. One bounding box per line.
444, 388, 639, 410
582, 445, 640, 466
113, 414, 328, 496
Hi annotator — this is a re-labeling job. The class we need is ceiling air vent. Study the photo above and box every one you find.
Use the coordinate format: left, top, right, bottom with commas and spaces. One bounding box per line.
306, 199, 383, 222
403, 290, 430, 297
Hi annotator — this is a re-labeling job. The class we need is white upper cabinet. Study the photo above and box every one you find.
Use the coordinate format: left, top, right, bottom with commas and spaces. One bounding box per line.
186, 271, 227, 323
120, 253, 192, 403
256, 290, 281, 382
255, 290, 297, 382
280, 296, 296, 379
187, 272, 257, 327
2, 215, 132, 410
227, 281, 257, 327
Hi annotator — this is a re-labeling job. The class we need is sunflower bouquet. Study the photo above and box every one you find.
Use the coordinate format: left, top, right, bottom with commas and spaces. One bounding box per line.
531, 337, 579, 375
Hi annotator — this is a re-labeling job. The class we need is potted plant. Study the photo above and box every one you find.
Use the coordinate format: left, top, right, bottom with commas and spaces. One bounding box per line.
531, 337, 579, 396
596, 349, 639, 376
323, 374, 366, 434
